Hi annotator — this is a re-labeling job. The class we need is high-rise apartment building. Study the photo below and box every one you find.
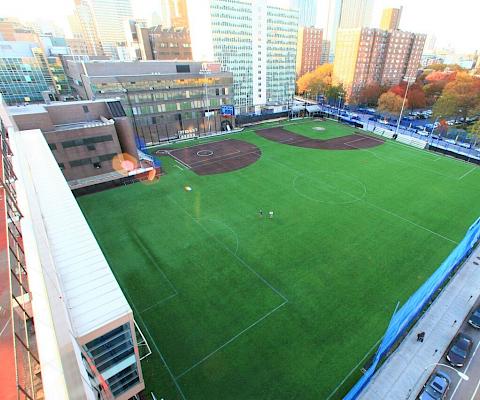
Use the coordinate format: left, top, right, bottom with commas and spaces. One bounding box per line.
89, 0, 134, 58
71, 0, 105, 56
333, 28, 426, 98
290, 0, 317, 27
296, 27, 323, 76
188, 0, 298, 113
380, 7, 402, 31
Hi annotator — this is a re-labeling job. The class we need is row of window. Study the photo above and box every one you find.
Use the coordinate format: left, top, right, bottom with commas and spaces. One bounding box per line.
68, 153, 116, 168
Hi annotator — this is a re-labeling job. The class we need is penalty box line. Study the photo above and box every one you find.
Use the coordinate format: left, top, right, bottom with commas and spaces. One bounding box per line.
176, 300, 287, 379
167, 196, 289, 378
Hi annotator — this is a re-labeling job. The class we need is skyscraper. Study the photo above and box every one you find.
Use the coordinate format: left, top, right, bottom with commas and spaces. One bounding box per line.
338, 0, 373, 29
290, 0, 317, 27
188, 0, 298, 114
380, 7, 403, 31
71, 0, 105, 56
324, 0, 342, 61
157, 0, 190, 29
324, 0, 373, 62
89, 0, 134, 58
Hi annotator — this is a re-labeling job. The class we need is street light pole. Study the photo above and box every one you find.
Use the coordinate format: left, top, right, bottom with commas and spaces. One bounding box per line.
406, 362, 469, 400
395, 78, 414, 137
199, 65, 212, 133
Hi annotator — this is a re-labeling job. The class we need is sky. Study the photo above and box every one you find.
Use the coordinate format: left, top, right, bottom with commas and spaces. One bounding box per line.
1, 0, 479, 54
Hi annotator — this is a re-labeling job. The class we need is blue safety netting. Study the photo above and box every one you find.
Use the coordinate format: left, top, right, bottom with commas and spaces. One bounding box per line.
135, 136, 161, 168
345, 216, 480, 400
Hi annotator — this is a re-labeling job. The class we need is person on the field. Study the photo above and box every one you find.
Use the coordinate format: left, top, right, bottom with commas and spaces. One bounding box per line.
258, 209, 263, 218
269, 211, 274, 219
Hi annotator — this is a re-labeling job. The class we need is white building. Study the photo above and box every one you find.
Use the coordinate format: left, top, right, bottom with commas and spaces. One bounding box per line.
187, 0, 298, 114
0, 96, 145, 399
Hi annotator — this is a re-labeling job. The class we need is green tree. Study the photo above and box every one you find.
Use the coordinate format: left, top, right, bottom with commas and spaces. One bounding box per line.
377, 92, 404, 115
325, 84, 346, 104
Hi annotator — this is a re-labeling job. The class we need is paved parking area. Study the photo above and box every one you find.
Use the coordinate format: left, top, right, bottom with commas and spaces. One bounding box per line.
436, 296, 480, 400
359, 247, 480, 400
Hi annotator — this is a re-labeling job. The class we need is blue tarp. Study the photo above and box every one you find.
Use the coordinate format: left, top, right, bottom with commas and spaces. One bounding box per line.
136, 136, 161, 168
345, 217, 480, 399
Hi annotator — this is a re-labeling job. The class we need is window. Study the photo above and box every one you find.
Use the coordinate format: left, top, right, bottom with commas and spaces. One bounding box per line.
176, 64, 190, 73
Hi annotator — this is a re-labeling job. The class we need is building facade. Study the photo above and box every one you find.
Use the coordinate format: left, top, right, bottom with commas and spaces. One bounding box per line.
1, 95, 145, 400
65, 60, 234, 145
380, 7, 402, 31
10, 100, 139, 186
0, 41, 56, 104
296, 27, 323, 76
338, 0, 373, 29
333, 27, 426, 99
289, 0, 317, 27
89, 0, 134, 58
71, 0, 105, 57
0, 102, 43, 400
188, 0, 298, 114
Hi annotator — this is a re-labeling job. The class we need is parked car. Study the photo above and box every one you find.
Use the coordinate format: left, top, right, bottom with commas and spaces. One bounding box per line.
446, 333, 473, 367
417, 370, 451, 400
468, 307, 480, 329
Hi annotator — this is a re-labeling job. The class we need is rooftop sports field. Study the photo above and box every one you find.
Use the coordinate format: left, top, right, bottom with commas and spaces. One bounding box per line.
78, 119, 480, 399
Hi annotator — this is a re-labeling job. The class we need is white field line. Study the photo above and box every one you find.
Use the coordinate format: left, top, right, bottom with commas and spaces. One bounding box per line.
100, 245, 187, 400
271, 157, 458, 245
140, 292, 178, 314
131, 297, 187, 400
325, 335, 384, 400
458, 166, 477, 180
188, 149, 241, 167
168, 196, 289, 377
450, 339, 480, 399
174, 164, 184, 170
169, 152, 191, 169
176, 300, 287, 379
168, 196, 288, 302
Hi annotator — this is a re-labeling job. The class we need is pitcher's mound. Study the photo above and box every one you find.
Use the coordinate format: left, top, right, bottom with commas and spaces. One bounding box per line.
313, 127, 325, 131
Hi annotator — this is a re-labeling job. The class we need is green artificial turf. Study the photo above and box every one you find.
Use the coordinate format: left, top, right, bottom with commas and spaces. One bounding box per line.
78, 119, 480, 400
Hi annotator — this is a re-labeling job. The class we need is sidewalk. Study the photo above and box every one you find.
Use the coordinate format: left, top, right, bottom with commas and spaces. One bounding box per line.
359, 246, 480, 400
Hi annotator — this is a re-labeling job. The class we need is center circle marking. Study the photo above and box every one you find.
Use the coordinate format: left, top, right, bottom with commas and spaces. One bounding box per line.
197, 150, 214, 157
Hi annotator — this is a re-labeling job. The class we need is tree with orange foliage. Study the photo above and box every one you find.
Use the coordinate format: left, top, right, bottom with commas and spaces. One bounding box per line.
377, 92, 404, 115
433, 73, 480, 121
356, 83, 387, 106
296, 64, 333, 97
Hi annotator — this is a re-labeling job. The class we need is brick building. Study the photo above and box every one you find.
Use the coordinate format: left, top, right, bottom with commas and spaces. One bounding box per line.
9, 99, 139, 187
296, 27, 323, 76
333, 28, 426, 99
